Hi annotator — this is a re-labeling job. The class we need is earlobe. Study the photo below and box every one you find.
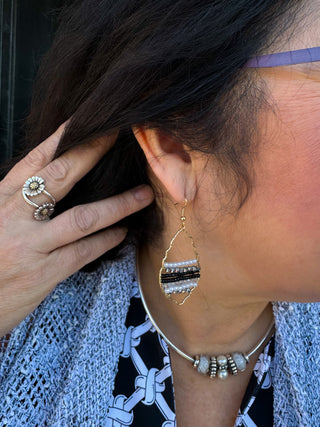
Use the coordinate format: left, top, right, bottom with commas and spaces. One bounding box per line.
132, 126, 197, 204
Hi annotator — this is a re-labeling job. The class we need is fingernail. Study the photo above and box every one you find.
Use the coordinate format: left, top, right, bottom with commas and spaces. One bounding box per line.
133, 185, 154, 201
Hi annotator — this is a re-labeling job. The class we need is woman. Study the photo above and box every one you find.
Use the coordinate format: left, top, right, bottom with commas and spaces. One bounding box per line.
0, 0, 320, 426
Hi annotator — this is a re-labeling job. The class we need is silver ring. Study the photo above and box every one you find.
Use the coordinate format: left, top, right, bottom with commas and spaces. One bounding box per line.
22, 176, 56, 221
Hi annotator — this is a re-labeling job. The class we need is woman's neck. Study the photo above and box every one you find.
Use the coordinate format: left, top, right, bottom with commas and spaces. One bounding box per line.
137, 244, 274, 358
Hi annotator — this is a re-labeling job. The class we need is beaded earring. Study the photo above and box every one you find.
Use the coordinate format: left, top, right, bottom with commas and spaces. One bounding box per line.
159, 199, 201, 305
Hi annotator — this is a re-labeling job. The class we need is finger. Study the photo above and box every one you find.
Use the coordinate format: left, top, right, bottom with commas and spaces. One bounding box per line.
40, 185, 154, 252
34, 131, 118, 202
12, 131, 119, 221
2, 121, 69, 194
47, 226, 127, 283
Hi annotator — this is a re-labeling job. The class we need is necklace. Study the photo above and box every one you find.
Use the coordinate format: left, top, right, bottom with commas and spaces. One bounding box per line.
138, 279, 275, 380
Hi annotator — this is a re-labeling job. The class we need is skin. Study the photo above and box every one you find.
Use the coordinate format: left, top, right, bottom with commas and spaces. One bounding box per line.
0, 2, 319, 426
135, 5, 320, 427
0, 125, 154, 337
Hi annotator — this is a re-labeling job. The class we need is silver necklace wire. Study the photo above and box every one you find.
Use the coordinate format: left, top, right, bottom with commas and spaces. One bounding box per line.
136, 257, 275, 378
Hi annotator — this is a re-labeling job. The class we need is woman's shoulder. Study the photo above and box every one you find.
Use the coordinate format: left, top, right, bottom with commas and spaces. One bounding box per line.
272, 301, 320, 425
0, 244, 137, 425
272, 300, 320, 353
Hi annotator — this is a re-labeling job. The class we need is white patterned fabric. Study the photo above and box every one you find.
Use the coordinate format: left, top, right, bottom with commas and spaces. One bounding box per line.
0, 244, 319, 426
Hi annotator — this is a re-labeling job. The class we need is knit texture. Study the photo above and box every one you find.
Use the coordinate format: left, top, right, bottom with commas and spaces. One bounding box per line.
272, 301, 320, 426
0, 244, 319, 426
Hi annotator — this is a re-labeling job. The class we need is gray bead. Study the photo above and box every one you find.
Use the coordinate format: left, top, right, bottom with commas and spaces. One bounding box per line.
197, 355, 210, 374
232, 352, 247, 372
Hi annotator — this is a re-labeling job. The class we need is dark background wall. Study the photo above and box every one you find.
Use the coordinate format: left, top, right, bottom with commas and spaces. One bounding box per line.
0, 0, 64, 163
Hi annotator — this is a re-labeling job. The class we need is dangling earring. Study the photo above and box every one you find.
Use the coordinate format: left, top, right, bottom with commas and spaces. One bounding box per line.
159, 199, 201, 305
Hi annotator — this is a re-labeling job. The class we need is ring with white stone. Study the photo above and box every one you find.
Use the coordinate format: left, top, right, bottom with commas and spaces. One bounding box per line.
22, 176, 56, 221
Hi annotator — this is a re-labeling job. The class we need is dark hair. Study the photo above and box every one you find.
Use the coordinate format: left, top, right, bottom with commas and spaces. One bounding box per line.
9, 0, 305, 263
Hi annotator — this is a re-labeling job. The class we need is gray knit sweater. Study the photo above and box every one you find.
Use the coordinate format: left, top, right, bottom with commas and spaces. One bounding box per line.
0, 245, 319, 426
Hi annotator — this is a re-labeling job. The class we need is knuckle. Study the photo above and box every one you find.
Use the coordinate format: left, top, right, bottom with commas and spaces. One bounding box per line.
46, 157, 69, 181
24, 147, 50, 169
71, 205, 99, 233
73, 239, 91, 261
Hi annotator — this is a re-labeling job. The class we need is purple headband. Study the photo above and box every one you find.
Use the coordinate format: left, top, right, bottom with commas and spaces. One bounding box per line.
246, 46, 320, 68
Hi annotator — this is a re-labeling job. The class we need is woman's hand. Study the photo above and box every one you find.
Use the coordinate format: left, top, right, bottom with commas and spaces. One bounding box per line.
0, 123, 154, 337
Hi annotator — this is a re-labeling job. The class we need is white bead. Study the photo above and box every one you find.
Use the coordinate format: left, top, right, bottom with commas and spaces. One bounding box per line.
217, 369, 229, 380
216, 355, 228, 366
232, 352, 247, 372
197, 355, 210, 374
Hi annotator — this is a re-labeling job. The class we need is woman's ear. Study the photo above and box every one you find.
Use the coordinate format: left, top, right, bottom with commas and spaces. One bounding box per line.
132, 126, 197, 203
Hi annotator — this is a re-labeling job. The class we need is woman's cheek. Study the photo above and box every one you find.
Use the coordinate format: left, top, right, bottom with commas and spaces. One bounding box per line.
252, 78, 319, 228
225, 92, 320, 300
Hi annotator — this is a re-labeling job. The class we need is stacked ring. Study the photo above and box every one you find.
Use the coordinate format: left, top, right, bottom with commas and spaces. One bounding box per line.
22, 176, 56, 221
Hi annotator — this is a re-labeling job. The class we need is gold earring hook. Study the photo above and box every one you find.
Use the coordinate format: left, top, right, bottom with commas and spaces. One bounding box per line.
180, 198, 188, 229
